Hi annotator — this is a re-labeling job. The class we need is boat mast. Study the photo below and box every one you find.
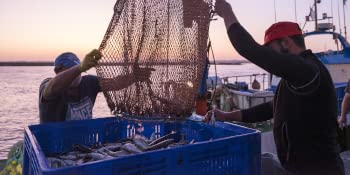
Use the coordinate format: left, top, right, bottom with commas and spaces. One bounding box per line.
343, 0, 347, 39
338, 0, 343, 35
294, 0, 298, 22
274, 0, 277, 22
314, 0, 318, 31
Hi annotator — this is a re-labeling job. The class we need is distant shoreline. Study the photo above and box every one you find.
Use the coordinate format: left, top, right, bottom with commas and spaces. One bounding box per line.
209, 60, 250, 65
0, 62, 53, 66
0, 60, 249, 66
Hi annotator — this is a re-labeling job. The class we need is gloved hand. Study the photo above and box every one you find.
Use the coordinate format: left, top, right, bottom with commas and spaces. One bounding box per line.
79, 49, 102, 72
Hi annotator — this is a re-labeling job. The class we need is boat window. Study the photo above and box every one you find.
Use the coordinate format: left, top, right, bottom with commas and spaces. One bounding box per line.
304, 34, 342, 54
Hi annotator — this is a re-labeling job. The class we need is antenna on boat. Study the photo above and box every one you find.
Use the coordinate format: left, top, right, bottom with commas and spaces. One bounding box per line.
314, 0, 319, 31
343, 0, 348, 39
303, 0, 321, 31
294, 0, 298, 23
274, 0, 277, 22
331, 0, 340, 51
338, 0, 343, 35
331, 0, 334, 27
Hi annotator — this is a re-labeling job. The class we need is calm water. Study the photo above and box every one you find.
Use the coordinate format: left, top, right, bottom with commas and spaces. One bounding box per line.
0, 64, 265, 159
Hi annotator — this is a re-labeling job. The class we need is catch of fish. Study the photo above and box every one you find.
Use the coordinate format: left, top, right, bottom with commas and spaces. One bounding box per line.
46, 131, 195, 168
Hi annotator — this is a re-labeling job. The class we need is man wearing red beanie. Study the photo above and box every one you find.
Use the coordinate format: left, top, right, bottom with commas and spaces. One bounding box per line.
205, 0, 345, 174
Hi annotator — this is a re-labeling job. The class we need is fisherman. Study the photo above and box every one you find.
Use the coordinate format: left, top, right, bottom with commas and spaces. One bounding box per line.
39, 49, 152, 123
205, 0, 345, 174
338, 80, 350, 128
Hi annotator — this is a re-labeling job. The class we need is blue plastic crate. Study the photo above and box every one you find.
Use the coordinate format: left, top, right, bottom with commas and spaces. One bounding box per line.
23, 117, 261, 175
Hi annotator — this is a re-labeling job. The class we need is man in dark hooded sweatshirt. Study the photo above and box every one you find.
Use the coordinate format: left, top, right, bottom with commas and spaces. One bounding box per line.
205, 0, 345, 174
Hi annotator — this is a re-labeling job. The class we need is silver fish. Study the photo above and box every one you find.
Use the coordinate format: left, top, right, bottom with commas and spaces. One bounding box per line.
145, 139, 174, 151
76, 158, 85, 165
133, 138, 149, 150
73, 144, 94, 153
87, 152, 113, 161
59, 154, 78, 160
149, 131, 177, 146
105, 149, 130, 157
121, 143, 143, 154
47, 157, 67, 168
150, 133, 157, 142
134, 134, 151, 143
102, 144, 122, 152
63, 159, 77, 166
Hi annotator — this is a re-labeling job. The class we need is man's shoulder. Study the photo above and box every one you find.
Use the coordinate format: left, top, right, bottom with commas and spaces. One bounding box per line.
41, 77, 53, 84
39, 78, 53, 90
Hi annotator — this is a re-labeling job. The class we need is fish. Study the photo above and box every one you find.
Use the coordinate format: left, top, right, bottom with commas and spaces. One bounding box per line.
133, 134, 151, 143
145, 139, 175, 151
62, 159, 77, 166
150, 132, 157, 142
105, 149, 130, 157
76, 158, 85, 165
73, 144, 94, 153
87, 152, 113, 161
102, 143, 122, 152
46, 132, 195, 169
58, 154, 78, 160
133, 137, 150, 150
149, 131, 177, 146
47, 157, 67, 168
121, 143, 143, 154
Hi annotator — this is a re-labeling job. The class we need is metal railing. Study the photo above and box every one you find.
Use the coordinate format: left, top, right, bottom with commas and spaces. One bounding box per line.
221, 73, 269, 90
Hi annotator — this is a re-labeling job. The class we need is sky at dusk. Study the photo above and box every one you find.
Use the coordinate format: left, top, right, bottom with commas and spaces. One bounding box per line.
0, 0, 349, 61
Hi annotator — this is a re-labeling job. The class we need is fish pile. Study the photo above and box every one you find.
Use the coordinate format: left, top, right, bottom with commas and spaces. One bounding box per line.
46, 131, 195, 168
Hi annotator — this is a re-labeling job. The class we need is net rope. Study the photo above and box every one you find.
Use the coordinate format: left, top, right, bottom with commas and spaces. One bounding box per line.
97, 0, 212, 117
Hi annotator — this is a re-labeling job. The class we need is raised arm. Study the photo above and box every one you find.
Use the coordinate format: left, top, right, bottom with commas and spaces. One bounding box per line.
43, 50, 101, 100
215, 0, 319, 88
43, 65, 82, 100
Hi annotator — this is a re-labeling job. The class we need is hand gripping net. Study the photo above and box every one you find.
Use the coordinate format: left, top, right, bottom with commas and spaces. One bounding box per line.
97, 0, 212, 117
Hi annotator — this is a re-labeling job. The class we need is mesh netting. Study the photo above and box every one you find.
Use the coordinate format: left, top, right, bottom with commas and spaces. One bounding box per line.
96, 0, 212, 117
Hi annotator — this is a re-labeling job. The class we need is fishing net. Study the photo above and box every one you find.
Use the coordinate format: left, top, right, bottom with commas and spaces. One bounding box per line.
96, 0, 212, 117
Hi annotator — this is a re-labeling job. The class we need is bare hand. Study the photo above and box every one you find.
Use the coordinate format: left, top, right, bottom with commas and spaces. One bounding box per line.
215, 0, 234, 19
204, 109, 242, 123
203, 109, 227, 123
338, 115, 347, 129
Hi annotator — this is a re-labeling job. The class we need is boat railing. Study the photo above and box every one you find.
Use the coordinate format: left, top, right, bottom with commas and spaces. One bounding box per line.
221, 73, 269, 90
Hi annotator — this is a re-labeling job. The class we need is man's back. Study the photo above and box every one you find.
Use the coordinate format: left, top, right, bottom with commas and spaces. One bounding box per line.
273, 50, 343, 174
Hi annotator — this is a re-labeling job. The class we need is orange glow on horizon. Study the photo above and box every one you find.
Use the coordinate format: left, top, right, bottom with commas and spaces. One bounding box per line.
0, 0, 348, 61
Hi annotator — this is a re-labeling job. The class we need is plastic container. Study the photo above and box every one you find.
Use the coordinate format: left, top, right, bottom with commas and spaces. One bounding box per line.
23, 117, 261, 175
